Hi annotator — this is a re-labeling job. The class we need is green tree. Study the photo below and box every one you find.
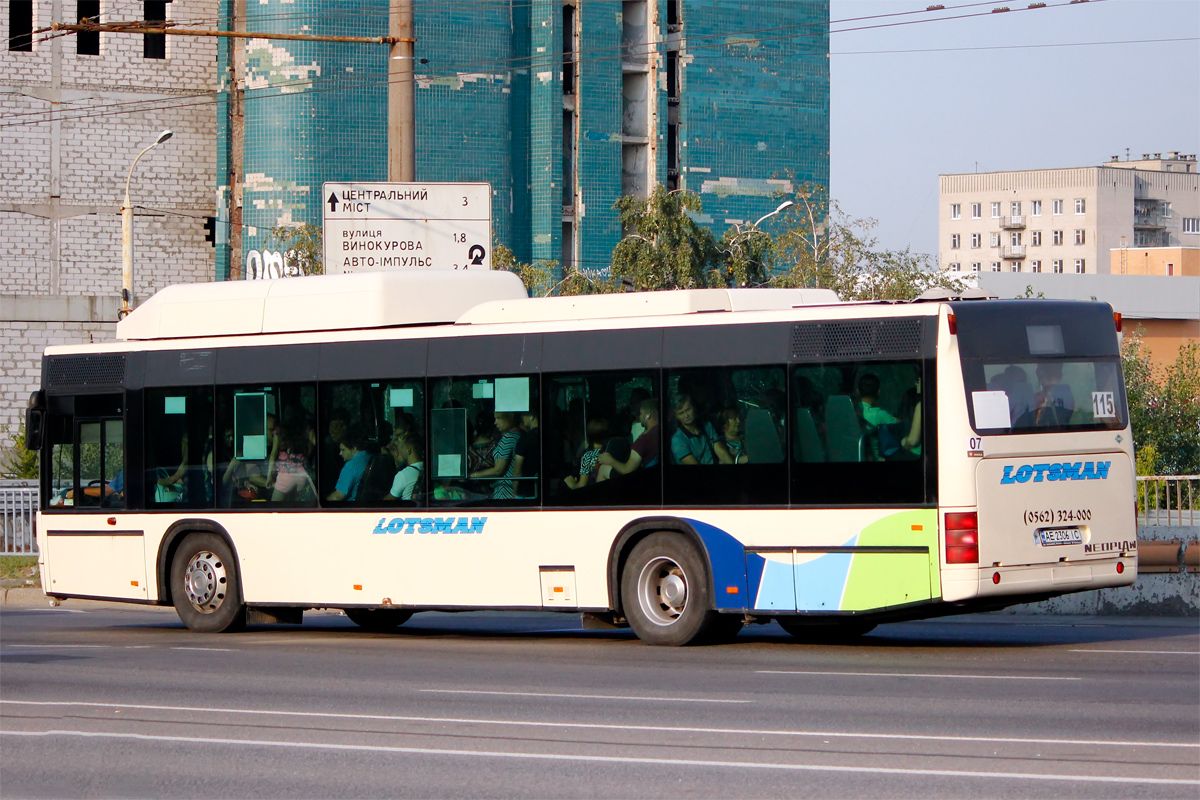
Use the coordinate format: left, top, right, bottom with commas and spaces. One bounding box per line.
715, 221, 775, 288
493, 243, 555, 297
1158, 341, 1200, 475
1121, 331, 1200, 476
770, 187, 968, 300
269, 222, 323, 276
0, 422, 38, 480
610, 185, 720, 291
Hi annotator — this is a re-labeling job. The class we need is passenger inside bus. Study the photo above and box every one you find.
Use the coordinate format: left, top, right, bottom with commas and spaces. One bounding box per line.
857, 373, 901, 461
512, 410, 540, 498
383, 431, 424, 502
268, 409, 314, 502
469, 412, 520, 499
326, 428, 369, 502
713, 407, 748, 465
599, 399, 659, 475
319, 408, 350, 491
670, 394, 718, 465
1028, 362, 1075, 426
564, 418, 609, 489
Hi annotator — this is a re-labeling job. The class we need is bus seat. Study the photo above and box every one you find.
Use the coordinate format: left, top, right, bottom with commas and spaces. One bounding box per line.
824, 395, 863, 462
794, 408, 825, 463
743, 408, 783, 463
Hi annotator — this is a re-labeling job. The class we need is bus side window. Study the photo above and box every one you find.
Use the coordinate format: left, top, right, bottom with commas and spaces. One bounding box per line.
144, 388, 214, 508
45, 394, 124, 510
542, 371, 660, 508
791, 361, 926, 505
662, 366, 788, 508
427, 375, 539, 506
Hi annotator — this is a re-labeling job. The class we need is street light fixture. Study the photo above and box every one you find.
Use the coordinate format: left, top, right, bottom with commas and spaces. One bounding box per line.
753, 199, 794, 229
119, 129, 174, 320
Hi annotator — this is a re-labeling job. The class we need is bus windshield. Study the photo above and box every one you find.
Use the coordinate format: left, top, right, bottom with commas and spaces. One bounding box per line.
953, 300, 1127, 435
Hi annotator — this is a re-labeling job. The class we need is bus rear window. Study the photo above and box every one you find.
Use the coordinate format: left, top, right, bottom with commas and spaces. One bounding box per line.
953, 301, 1126, 435
968, 360, 1125, 433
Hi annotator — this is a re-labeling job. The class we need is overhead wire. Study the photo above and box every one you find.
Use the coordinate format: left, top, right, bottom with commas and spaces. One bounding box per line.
9, 0, 1108, 126
3, 0, 1125, 128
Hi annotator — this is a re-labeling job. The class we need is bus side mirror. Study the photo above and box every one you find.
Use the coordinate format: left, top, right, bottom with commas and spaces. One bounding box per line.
25, 391, 45, 452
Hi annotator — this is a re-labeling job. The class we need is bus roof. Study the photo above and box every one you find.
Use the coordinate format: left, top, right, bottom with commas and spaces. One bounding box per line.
115, 270, 528, 341
114, 272, 842, 341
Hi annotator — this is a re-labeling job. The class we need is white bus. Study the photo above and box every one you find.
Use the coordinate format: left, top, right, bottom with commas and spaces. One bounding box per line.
28, 271, 1137, 645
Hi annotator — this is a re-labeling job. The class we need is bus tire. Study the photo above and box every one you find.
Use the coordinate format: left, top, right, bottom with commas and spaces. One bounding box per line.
776, 617, 875, 643
621, 532, 723, 646
344, 608, 413, 631
170, 533, 246, 633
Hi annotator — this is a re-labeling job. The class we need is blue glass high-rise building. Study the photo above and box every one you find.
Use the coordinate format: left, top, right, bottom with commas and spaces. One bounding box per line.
217, 1, 829, 281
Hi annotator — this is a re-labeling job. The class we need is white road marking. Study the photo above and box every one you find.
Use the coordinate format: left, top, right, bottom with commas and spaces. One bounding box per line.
6, 644, 109, 649
169, 647, 235, 652
756, 670, 1080, 681
0, 729, 1194, 786
5, 608, 86, 614
1, 700, 1194, 749
1069, 649, 1199, 655
420, 689, 751, 703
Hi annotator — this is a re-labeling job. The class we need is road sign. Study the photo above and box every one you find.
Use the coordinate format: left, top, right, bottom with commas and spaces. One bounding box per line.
322, 182, 492, 273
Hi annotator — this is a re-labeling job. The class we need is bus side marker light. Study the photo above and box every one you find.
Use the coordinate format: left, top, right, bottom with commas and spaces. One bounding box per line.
947, 313, 957, 335
353, 584, 362, 591
107, 517, 116, 526
130, 580, 138, 587
1113, 312, 1122, 332
726, 586, 739, 594
1116, 561, 1124, 574
992, 572, 1001, 585
911, 525, 923, 531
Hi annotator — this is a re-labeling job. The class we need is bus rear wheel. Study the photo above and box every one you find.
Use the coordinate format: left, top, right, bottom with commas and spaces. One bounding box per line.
170, 533, 245, 633
344, 608, 413, 631
776, 617, 875, 643
621, 532, 727, 646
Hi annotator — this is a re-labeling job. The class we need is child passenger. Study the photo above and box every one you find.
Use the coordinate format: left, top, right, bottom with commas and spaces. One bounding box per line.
565, 418, 609, 489
713, 408, 748, 465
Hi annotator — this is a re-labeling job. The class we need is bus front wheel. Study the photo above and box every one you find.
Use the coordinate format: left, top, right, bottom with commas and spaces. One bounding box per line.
170, 533, 246, 633
621, 532, 729, 646
344, 608, 413, 631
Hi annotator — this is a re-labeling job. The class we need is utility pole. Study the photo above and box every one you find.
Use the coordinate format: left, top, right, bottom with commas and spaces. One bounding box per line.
388, 0, 415, 181
227, 0, 246, 279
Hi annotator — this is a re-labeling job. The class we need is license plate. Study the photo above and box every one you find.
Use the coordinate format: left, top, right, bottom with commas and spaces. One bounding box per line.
1039, 527, 1083, 546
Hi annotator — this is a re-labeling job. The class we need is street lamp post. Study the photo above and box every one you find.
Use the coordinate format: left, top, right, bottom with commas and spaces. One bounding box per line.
120, 129, 174, 320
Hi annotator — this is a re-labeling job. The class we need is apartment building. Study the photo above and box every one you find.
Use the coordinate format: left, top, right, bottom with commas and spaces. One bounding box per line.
938, 153, 1199, 277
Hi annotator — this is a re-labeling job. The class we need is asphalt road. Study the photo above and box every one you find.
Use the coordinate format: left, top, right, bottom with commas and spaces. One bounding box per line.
1, 605, 1197, 799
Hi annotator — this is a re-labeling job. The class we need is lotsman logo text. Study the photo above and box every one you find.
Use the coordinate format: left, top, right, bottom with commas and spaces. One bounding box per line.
1001, 461, 1110, 485
372, 516, 487, 535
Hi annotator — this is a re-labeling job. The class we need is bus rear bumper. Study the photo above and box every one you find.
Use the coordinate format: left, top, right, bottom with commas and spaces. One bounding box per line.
942, 557, 1136, 602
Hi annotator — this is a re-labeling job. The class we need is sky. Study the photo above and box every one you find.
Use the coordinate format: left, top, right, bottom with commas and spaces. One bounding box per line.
828, 0, 1200, 257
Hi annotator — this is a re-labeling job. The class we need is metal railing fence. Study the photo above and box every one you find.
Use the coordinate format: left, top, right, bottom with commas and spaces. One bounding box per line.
1137, 476, 1198, 527
1, 480, 38, 556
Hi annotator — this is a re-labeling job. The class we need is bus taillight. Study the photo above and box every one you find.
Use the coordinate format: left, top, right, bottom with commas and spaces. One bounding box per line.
945, 511, 979, 564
